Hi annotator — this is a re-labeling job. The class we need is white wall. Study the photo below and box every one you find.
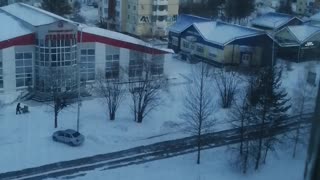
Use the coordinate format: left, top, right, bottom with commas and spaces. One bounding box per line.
120, 47, 130, 79
2, 47, 16, 92
95, 42, 106, 74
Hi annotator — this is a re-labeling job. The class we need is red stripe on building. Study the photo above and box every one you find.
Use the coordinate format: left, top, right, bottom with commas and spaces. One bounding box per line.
79, 32, 168, 54
0, 34, 36, 50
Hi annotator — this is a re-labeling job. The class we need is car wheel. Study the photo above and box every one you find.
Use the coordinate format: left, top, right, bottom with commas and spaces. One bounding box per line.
69, 142, 76, 146
52, 136, 57, 141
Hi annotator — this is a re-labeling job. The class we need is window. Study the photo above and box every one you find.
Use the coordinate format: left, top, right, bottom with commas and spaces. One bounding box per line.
133, 5, 136, 10
129, 59, 143, 78
158, 5, 168, 11
182, 40, 189, 49
171, 37, 178, 46
196, 45, 204, 53
157, 15, 167, 21
151, 55, 164, 76
208, 52, 217, 59
105, 46, 120, 79
80, 49, 96, 81
15, 52, 33, 88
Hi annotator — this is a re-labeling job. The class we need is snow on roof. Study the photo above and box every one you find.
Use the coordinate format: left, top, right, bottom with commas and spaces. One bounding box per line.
287, 25, 320, 42
192, 21, 265, 45
80, 26, 173, 53
0, 11, 33, 42
251, 12, 299, 29
168, 14, 211, 33
0, 3, 76, 26
310, 12, 320, 22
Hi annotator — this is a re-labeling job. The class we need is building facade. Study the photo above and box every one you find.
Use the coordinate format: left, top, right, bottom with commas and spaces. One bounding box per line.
296, 0, 315, 15
275, 25, 320, 62
0, 3, 168, 95
169, 19, 273, 67
167, 14, 211, 53
99, 0, 179, 37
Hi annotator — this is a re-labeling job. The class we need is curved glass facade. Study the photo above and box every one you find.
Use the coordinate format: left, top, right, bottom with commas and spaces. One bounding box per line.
34, 33, 78, 93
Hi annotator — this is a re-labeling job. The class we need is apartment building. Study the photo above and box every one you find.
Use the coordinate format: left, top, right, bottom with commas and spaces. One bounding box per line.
296, 0, 316, 15
99, 0, 179, 37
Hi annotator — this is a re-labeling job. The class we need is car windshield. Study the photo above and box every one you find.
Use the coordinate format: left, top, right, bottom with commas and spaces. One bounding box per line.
72, 132, 81, 137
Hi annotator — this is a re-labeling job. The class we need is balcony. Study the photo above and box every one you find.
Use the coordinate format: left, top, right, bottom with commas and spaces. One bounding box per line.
153, 10, 168, 16
153, 0, 168, 6
155, 20, 167, 28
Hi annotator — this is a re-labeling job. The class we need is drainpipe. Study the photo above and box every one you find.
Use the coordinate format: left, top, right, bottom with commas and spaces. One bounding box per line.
297, 45, 301, 63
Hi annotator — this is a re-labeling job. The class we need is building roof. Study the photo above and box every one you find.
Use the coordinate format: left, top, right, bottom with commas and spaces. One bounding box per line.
80, 25, 173, 54
0, 11, 33, 42
310, 12, 320, 22
192, 21, 266, 46
251, 12, 301, 30
0, 3, 171, 54
168, 14, 211, 33
287, 25, 320, 43
0, 3, 75, 26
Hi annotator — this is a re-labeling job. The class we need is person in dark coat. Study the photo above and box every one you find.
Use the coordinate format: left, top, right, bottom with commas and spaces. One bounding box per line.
16, 103, 21, 114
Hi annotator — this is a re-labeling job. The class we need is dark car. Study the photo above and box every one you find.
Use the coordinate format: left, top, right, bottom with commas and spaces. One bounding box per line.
52, 129, 85, 146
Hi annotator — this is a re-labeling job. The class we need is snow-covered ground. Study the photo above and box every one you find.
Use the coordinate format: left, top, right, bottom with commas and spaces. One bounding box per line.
55, 146, 307, 180
0, 56, 319, 177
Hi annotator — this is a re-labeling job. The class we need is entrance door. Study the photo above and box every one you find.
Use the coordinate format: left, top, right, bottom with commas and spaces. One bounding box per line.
241, 53, 252, 66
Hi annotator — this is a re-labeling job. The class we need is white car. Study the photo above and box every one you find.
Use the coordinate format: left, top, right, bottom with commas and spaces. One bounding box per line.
52, 129, 85, 146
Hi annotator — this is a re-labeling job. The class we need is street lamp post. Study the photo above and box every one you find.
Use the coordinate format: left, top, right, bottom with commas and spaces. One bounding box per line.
77, 26, 84, 132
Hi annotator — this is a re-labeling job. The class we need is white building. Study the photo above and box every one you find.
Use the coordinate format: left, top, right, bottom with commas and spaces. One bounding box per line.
98, 0, 179, 37
0, 3, 169, 95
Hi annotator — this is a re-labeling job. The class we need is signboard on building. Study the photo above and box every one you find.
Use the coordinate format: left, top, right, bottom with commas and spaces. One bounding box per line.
140, 16, 150, 23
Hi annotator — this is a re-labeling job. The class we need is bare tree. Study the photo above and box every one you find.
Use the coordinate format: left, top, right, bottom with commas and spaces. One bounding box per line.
214, 69, 240, 108
128, 62, 167, 123
180, 63, 216, 164
45, 68, 77, 128
94, 71, 125, 121
290, 74, 316, 158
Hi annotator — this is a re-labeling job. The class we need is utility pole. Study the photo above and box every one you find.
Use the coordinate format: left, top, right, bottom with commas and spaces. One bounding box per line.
304, 79, 320, 180
76, 26, 84, 132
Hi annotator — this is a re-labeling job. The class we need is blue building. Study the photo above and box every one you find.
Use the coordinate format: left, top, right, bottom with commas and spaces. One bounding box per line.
251, 12, 303, 32
167, 14, 211, 53
168, 19, 273, 67
275, 24, 320, 62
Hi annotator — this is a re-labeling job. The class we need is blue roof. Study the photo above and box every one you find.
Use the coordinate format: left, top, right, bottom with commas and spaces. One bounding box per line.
192, 21, 266, 45
251, 12, 301, 29
168, 14, 211, 33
